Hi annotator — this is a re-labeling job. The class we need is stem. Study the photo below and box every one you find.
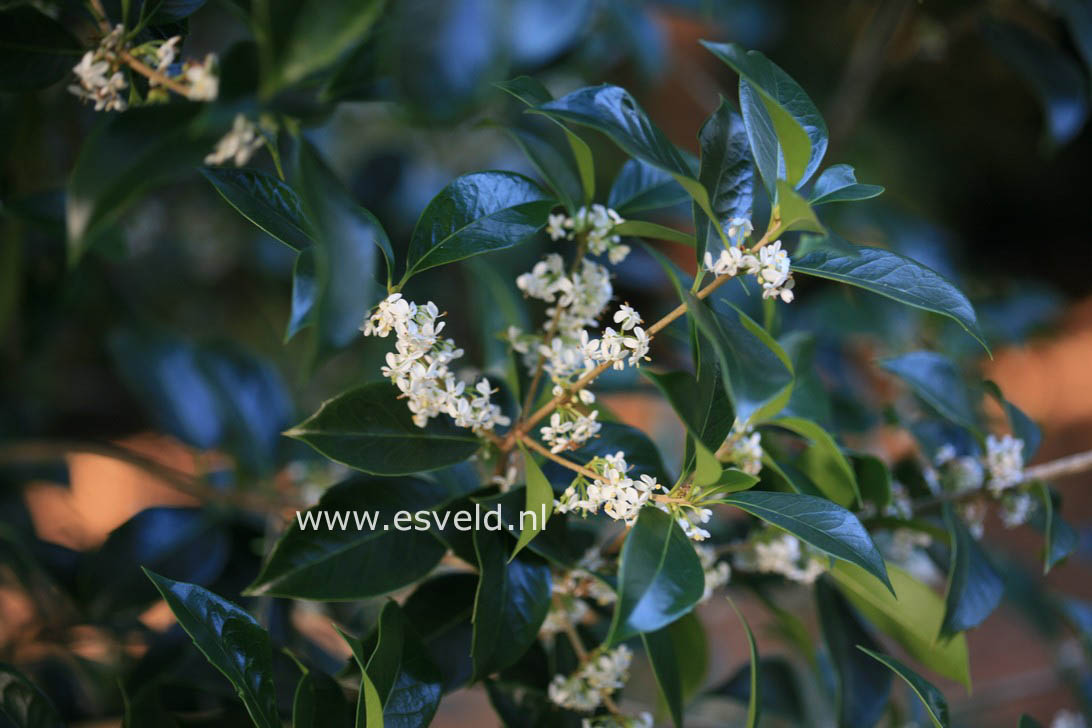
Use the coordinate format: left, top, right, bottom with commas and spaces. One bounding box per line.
120, 50, 193, 98
520, 435, 599, 480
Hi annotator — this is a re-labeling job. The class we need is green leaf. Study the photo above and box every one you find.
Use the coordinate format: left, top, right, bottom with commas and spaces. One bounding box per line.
67, 104, 228, 263
613, 220, 695, 247
403, 171, 554, 281
722, 491, 890, 592
727, 597, 760, 728
685, 294, 793, 426
0, 662, 64, 728
858, 647, 950, 728
831, 561, 971, 689
202, 168, 315, 251
292, 668, 353, 728
499, 125, 582, 214
853, 453, 892, 511
471, 530, 552, 679
940, 505, 1003, 638
403, 573, 477, 691
1035, 482, 1077, 574
255, 0, 385, 95
0, 6, 80, 92
815, 579, 892, 728
1019, 716, 1045, 728
245, 475, 458, 600
880, 352, 982, 434
359, 602, 443, 728
606, 507, 705, 646
642, 612, 708, 727
510, 445, 554, 560
286, 247, 318, 341
608, 159, 689, 216
770, 180, 823, 235
286, 382, 482, 476
700, 41, 827, 189
143, 571, 280, 728
338, 628, 386, 728
694, 98, 754, 261
770, 416, 859, 507
982, 380, 1042, 460
708, 657, 804, 723
808, 164, 884, 206
793, 238, 988, 351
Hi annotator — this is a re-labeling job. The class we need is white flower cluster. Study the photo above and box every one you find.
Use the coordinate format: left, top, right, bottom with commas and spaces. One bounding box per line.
935, 444, 985, 493
931, 435, 1031, 533
548, 645, 633, 713
205, 114, 268, 167
702, 218, 796, 303
555, 452, 663, 525
658, 501, 714, 541
69, 25, 128, 112
362, 294, 509, 432
736, 531, 825, 584
540, 389, 601, 453
546, 204, 630, 264
540, 549, 616, 638
580, 304, 652, 371
722, 418, 763, 475
1000, 490, 1036, 528
696, 544, 731, 602
985, 434, 1025, 494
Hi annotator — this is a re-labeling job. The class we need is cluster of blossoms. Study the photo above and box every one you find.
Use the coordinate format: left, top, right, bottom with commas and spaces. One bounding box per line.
932, 434, 1031, 535
205, 114, 271, 167
548, 646, 643, 720
735, 530, 826, 584
540, 549, 616, 638
657, 500, 714, 541
555, 453, 663, 525
720, 418, 763, 476
69, 26, 218, 112
701, 218, 796, 303
696, 544, 731, 602
540, 389, 601, 453
361, 294, 509, 432
546, 204, 630, 264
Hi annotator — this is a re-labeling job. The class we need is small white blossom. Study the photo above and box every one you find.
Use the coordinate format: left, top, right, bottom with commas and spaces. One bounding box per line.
69, 25, 129, 112
546, 213, 568, 241
613, 303, 641, 331
541, 409, 601, 453
736, 532, 825, 584
548, 645, 633, 713
1000, 490, 1036, 528
723, 418, 763, 475
583, 713, 653, 728
184, 54, 219, 100
959, 500, 987, 540
205, 114, 266, 167
555, 452, 663, 526
885, 482, 914, 519
727, 216, 754, 246
755, 240, 795, 302
985, 434, 1024, 494
659, 501, 713, 541
696, 544, 730, 602
703, 245, 758, 277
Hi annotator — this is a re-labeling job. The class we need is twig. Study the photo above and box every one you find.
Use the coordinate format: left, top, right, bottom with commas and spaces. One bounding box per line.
119, 50, 194, 98
520, 436, 599, 480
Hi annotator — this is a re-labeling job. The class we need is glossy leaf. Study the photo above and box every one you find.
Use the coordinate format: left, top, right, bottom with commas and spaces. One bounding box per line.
614, 220, 695, 246
286, 382, 482, 476
501, 125, 582, 214
403, 574, 478, 691
694, 98, 754, 261
940, 505, 1003, 637
808, 164, 884, 206
245, 475, 455, 600
0, 662, 63, 728
983, 380, 1042, 460
771, 416, 859, 506
144, 571, 280, 728
881, 352, 981, 433
292, 668, 353, 728
286, 247, 318, 341
1035, 482, 1077, 573
202, 168, 315, 251
0, 7, 79, 92
831, 561, 971, 689
859, 647, 950, 728
361, 602, 443, 728
793, 238, 987, 350
815, 579, 892, 728
606, 507, 705, 645
723, 491, 890, 592
643, 612, 708, 727
404, 172, 554, 280
685, 294, 793, 426
701, 41, 827, 189
608, 159, 689, 216
471, 530, 552, 679
510, 445, 554, 560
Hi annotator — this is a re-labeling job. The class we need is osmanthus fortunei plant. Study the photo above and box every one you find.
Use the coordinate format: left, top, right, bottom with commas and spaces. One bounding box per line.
5, 3, 1092, 728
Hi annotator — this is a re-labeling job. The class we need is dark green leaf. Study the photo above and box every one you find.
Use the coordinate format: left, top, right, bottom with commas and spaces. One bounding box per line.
471, 530, 552, 679
0, 7, 80, 92
880, 352, 981, 433
286, 382, 482, 476
245, 475, 454, 600
693, 98, 754, 261
362, 602, 443, 728
511, 445, 554, 560
1035, 482, 1077, 574
858, 647, 950, 728
708, 657, 803, 723
608, 159, 689, 216
642, 612, 708, 727
808, 164, 884, 205
292, 669, 353, 728
404, 171, 554, 280
202, 168, 315, 251
144, 571, 280, 728
723, 491, 890, 592
613, 220, 695, 246
606, 507, 705, 645
727, 597, 760, 728
853, 453, 892, 511
500, 125, 582, 213
286, 247, 318, 341
983, 380, 1042, 460
686, 294, 793, 426
793, 238, 988, 350
1019, 715, 1045, 728
0, 662, 63, 728
403, 574, 477, 691
770, 416, 860, 507
701, 41, 827, 189
815, 578, 892, 728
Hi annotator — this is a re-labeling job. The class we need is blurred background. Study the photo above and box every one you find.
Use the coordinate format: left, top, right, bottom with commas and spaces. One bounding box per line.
2, 0, 1092, 725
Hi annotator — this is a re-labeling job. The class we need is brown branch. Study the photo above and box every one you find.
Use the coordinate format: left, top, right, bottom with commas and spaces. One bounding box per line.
119, 50, 194, 98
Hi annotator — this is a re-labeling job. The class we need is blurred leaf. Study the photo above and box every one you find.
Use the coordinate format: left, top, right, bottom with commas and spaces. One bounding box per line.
202, 168, 316, 251
0, 6, 79, 92
686, 294, 794, 426
146, 0, 209, 23
507, 0, 591, 66
1035, 482, 1077, 574
500, 124, 582, 214
983, 20, 1090, 147
286, 382, 482, 476
728, 598, 760, 728
723, 491, 890, 591
292, 668, 353, 728
614, 220, 695, 246
471, 530, 551, 679
771, 416, 860, 507
510, 445, 554, 560
708, 657, 803, 723
1019, 715, 1045, 728
858, 647, 950, 728
608, 159, 689, 216
0, 662, 63, 728
693, 98, 754, 261
808, 164, 884, 205
816, 578, 892, 728
642, 612, 708, 727
606, 507, 705, 646
881, 352, 981, 434
403, 171, 553, 281
853, 453, 892, 511
701, 41, 827, 190
982, 380, 1042, 460
831, 561, 971, 689
793, 238, 988, 350
286, 247, 318, 341
245, 475, 456, 599
144, 571, 280, 728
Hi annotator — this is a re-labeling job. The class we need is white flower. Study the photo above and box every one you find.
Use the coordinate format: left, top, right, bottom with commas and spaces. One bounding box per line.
549, 645, 634, 712
941, 455, 985, 493
155, 36, 181, 74
737, 532, 825, 583
69, 37, 129, 112
184, 54, 219, 100
546, 212, 568, 240
727, 216, 754, 246
959, 500, 987, 539
696, 544, 730, 602
755, 240, 795, 303
985, 434, 1024, 494
722, 419, 762, 475
491, 463, 519, 490
204, 114, 266, 166
613, 303, 641, 331
621, 326, 650, 367
1000, 490, 1036, 528
703, 245, 758, 277
541, 409, 601, 453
